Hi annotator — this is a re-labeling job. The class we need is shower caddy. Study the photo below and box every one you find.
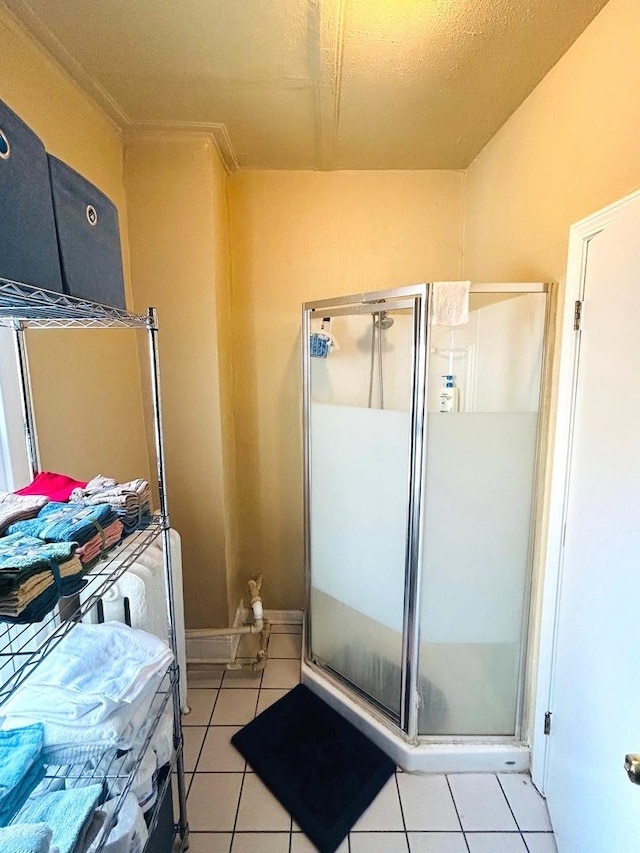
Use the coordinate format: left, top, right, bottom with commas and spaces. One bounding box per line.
0, 278, 189, 852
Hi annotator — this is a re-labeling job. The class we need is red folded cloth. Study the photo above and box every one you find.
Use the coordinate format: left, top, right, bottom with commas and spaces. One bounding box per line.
16, 471, 88, 503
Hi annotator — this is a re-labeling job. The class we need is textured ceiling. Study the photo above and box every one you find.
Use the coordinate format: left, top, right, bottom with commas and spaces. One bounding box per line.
3, 0, 609, 169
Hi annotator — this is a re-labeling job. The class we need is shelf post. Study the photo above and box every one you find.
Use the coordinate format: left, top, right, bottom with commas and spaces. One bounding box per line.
146, 306, 189, 847
11, 320, 39, 478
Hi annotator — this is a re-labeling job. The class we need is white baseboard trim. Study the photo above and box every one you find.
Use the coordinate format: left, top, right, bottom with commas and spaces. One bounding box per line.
265, 609, 303, 625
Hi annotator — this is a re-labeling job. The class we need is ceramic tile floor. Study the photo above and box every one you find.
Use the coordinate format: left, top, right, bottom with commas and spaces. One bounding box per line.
181, 625, 557, 853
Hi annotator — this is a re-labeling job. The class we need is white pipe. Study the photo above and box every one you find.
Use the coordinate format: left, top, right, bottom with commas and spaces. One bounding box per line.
188, 623, 263, 637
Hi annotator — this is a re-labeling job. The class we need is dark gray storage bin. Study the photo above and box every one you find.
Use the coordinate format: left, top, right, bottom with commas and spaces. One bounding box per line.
47, 154, 126, 308
0, 99, 63, 292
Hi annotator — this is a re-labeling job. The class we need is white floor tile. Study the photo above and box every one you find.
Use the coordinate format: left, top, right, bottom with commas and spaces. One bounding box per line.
262, 658, 301, 689
350, 832, 409, 852
291, 832, 349, 852
498, 775, 553, 832
187, 833, 233, 852
198, 726, 246, 772
522, 834, 558, 853
188, 667, 224, 688
466, 833, 528, 853
187, 773, 243, 831
448, 774, 517, 832
235, 773, 292, 831
182, 689, 217, 726
183, 726, 207, 771
408, 833, 468, 853
269, 633, 302, 659
398, 774, 461, 831
212, 689, 259, 725
231, 833, 290, 853
256, 688, 291, 715
222, 667, 263, 688
352, 777, 405, 831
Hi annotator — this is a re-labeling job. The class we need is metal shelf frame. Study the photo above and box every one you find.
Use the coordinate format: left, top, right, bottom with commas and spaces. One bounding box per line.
0, 282, 189, 850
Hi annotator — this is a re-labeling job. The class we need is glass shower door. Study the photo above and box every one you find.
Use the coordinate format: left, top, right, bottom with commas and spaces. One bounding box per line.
417, 289, 548, 736
303, 289, 426, 724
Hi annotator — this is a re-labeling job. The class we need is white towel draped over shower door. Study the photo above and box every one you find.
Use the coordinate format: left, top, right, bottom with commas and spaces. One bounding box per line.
431, 281, 470, 326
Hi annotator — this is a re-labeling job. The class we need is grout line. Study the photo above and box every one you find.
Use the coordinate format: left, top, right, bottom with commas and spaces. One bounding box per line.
445, 775, 471, 853
496, 773, 522, 832
187, 684, 220, 772
393, 771, 410, 852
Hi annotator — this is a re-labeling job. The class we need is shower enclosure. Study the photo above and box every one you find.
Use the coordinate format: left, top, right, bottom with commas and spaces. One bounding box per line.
302, 283, 553, 771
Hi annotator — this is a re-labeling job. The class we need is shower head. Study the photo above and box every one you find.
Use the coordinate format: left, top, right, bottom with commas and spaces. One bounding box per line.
375, 311, 394, 330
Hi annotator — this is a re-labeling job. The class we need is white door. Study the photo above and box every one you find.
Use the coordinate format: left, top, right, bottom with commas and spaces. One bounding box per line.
545, 196, 640, 852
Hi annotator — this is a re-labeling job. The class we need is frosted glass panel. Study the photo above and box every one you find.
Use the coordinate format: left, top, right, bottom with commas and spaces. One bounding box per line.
308, 307, 413, 720
418, 292, 546, 735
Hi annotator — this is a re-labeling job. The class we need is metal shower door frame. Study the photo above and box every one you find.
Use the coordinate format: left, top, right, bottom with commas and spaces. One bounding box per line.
302, 283, 431, 739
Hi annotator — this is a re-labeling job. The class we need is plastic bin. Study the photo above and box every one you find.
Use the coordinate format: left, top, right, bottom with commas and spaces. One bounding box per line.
0, 99, 63, 292
48, 154, 126, 308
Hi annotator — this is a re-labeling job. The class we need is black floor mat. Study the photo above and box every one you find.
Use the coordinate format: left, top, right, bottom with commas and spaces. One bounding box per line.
231, 684, 395, 852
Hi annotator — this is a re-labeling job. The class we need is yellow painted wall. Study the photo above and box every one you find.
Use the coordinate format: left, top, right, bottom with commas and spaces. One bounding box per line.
0, 6, 149, 484
124, 134, 233, 628
463, 0, 640, 284
462, 0, 640, 740
229, 170, 465, 610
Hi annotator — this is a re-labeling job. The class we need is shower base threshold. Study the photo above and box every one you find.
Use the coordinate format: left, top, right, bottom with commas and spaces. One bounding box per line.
302, 661, 530, 774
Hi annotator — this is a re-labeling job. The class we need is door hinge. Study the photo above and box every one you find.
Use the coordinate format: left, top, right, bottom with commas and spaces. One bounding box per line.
574, 300, 583, 331
544, 711, 552, 735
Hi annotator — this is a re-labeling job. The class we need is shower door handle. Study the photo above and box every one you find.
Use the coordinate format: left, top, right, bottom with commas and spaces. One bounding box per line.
624, 754, 640, 784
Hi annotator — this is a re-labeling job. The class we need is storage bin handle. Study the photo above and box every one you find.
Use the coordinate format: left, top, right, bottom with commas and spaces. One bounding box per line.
0, 129, 10, 160
86, 204, 98, 226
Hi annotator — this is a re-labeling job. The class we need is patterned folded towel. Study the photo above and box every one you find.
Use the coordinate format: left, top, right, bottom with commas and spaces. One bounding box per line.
0, 493, 49, 536
16, 471, 87, 503
0, 822, 54, 852
0, 535, 76, 595
0, 723, 45, 827
16, 783, 103, 853
70, 478, 151, 533
7, 504, 116, 548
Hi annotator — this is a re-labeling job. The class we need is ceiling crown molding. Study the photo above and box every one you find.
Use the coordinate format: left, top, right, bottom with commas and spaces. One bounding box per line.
1, 0, 240, 173
1, 0, 131, 128
125, 122, 240, 173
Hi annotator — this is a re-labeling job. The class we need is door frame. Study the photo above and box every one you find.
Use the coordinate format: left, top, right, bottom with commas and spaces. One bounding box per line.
531, 188, 640, 791
301, 284, 430, 738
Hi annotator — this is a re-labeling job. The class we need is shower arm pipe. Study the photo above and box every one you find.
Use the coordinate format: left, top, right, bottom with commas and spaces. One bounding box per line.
368, 314, 375, 408
378, 312, 384, 410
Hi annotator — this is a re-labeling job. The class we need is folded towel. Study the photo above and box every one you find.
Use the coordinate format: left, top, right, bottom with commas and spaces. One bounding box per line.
7, 504, 116, 548
69, 479, 151, 533
17, 784, 102, 853
0, 822, 55, 853
0, 724, 45, 827
0, 622, 173, 728
16, 472, 88, 504
431, 281, 470, 326
0, 494, 49, 537
75, 520, 123, 567
0, 566, 85, 625
0, 535, 76, 594
4, 674, 164, 765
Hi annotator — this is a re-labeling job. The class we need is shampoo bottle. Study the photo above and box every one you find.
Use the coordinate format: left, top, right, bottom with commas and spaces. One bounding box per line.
439, 375, 459, 413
